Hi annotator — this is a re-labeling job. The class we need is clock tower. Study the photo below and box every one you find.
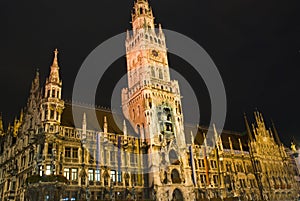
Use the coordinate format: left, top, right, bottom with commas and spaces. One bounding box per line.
122, 0, 195, 200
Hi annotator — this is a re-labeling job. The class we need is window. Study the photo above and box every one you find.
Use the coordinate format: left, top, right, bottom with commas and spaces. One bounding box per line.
117, 171, 122, 183
50, 110, 55, 120
210, 160, 217, 169
39, 166, 43, 176
151, 67, 155, 77
110, 170, 116, 183
71, 169, 78, 181
213, 175, 219, 186
65, 147, 71, 158
46, 165, 51, 175
52, 89, 56, 98
130, 154, 136, 166
199, 159, 205, 168
159, 69, 163, 79
72, 148, 78, 158
95, 169, 100, 182
200, 175, 206, 184
88, 169, 94, 181
171, 169, 181, 183
64, 168, 70, 180
110, 151, 116, 164
29, 150, 34, 162
48, 143, 53, 155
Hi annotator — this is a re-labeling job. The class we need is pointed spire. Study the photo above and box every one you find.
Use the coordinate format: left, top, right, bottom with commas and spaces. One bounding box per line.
229, 137, 234, 154
52, 48, 59, 67
244, 113, 253, 141
104, 116, 108, 133
203, 132, 207, 148
123, 120, 127, 137
271, 120, 282, 145
219, 135, 224, 151
238, 138, 244, 154
190, 131, 194, 144
82, 112, 87, 134
48, 48, 61, 84
31, 69, 40, 93
20, 109, 24, 123
0, 113, 3, 133
213, 123, 219, 149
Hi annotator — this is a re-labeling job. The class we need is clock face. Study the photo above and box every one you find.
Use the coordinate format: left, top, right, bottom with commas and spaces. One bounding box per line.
152, 49, 159, 57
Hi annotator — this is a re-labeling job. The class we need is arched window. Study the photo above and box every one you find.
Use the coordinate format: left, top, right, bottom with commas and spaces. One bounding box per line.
159, 69, 163, 79
171, 169, 181, 184
151, 67, 155, 77
140, 8, 143, 14
169, 150, 179, 165
172, 189, 184, 201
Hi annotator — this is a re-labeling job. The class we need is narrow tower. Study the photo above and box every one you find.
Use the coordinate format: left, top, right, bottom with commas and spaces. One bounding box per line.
41, 49, 64, 133
122, 1, 194, 200
122, 0, 186, 149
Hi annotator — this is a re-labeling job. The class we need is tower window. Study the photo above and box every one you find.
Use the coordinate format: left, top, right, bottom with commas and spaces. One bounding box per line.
151, 67, 155, 77
159, 69, 163, 79
50, 110, 55, 119
140, 8, 143, 14
52, 89, 55, 98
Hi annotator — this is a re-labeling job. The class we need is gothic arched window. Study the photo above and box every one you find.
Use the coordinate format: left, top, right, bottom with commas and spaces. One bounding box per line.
151, 67, 155, 77
159, 69, 163, 79
171, 169, 181, 184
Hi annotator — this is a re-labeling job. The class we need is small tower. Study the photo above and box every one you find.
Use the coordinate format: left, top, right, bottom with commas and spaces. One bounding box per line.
41, 49, 64, 133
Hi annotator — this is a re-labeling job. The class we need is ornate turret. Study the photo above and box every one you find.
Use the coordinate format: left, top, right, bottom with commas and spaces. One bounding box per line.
21, 70, 42, 133
41, 49, 65, 133
131, 0, 154, 31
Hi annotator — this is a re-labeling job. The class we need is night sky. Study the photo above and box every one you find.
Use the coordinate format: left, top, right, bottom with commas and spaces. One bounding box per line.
0, 0, 299, 146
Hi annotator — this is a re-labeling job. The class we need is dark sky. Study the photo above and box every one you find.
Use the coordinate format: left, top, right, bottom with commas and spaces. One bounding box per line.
0, 0, 299, 146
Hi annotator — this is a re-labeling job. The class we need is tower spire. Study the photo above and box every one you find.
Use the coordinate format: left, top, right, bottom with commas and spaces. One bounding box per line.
271, 120, 282, 145
0, 113, 3, 133
41, 49, 65, 133
52, 48, 59, 67
48, 48, 61, 84
244, 113, 254, 141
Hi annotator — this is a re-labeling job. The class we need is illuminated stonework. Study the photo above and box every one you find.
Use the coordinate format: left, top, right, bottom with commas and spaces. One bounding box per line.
0, 0, 299, 201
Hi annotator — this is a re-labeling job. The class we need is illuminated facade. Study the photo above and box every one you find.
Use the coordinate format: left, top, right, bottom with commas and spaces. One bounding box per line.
0, 0, 298, 200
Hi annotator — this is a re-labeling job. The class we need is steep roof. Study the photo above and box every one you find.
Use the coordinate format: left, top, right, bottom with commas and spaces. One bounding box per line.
61, 102, 249, 151
61, 102, 124, 134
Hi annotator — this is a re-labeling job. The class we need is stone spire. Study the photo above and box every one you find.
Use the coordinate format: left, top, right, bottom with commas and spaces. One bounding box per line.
123, 120, 127, 136
244, 113, 254, 141
0, 113, 3, 134
104, 116, 108, 133
190, 131, 194, 144
41, 49, 64, 133
20, 69, 42, 134
48, 48, 61, 85
82, 113, 87, 140
271, 120, 282, 145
